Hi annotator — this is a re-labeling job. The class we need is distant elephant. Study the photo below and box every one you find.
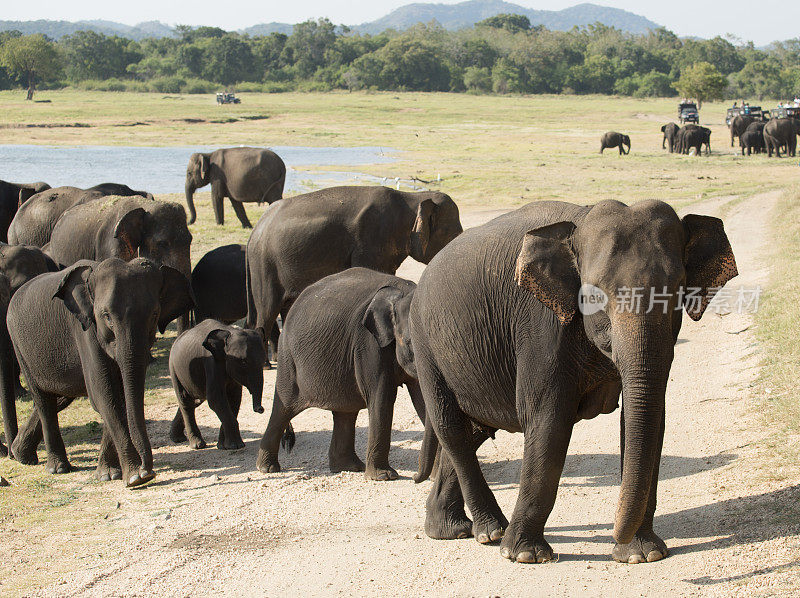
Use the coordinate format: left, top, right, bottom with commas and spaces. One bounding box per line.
256, 268, 424, 480
675, 125, 711, 155
245, 186, 463, 350
764, 117, 800, 158
660, 123, 679, 153
6, 258, 192, 486
740, 122, 765, 155
0, 180, 50, 243
600, 132, 630, 155
8, 183, 154, 247
168, 319, 267, 451
185, 147, 286, 228
47, 196, 192, 332
191, 244, 247, 324
729, 114, 754, 147
409, 200, 737, 564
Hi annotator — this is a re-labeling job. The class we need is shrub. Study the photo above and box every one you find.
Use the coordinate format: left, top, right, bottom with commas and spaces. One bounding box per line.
180, 78, 217, 94
147, 76, 186, 93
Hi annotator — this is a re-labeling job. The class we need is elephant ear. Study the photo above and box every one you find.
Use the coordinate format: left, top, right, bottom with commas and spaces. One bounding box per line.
53, 263, 95, 330
202, 329, 230, 361
681, 214, 738, 321
410, 199, 437, 259
113, 207, 147, 261
157, 265, 194, 334
18, 187, 37, 205
514, 221, 579, 326
363, 285, 403, 348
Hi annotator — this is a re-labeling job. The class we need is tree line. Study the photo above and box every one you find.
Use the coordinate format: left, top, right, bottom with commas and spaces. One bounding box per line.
1, 14, 799, 101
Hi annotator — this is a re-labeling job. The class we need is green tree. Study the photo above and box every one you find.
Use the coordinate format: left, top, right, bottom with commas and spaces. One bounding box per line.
284, 19, 337, 78
463, 66, 492, 92
61, 31, 141, 81
198, 35, 255, 85
477, 14, 531, 34
675, 61, 726, 107
0, 34, 61, 99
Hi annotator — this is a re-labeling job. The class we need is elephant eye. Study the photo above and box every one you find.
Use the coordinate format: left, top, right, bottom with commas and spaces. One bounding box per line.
103, 312, 113, 327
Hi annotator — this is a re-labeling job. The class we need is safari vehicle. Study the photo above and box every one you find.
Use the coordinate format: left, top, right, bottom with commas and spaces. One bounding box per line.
216, 92, 241, 105
726, 105, 767, 125
679, 101, 699, 124
772, 105, 800, 120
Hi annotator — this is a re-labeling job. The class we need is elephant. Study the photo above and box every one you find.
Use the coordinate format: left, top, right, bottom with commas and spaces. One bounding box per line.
729, 114, 754, 147
191, 244, 247, 325
0, 274, 11, 457
764, 117, 800, 158
740, 122, 765, 156
0, 180, 50, 243
408, 199, 737, 564
256, 267, 425, 481
675, 125, 711, 156
5, 258, 193, 486
8, 183, 154, 247
168, 319, 266, 451
600, 132, 630, 155
46, 196, 192, 332
660, 123, 679, 153
245, 186, 463, 352
185, 147, 286, 228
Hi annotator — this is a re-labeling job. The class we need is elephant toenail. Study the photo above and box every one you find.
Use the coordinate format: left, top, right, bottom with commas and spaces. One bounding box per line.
490, 528, 504, 542
477, 533, 490, 544
647, 550, 665, 562
500, 547, 512, 560
628, 554, 645, 564
516, 551, 536, 563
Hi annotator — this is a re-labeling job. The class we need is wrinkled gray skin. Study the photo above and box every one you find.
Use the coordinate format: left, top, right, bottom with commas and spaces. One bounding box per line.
675, 125, 711, 155
409, 200, 737, 565
191, 244, 247, 324
47, 196, 193, 332
740, 122, 765, 155
0, 274, 11, 457
185, 147, 286, 228
168, 319, 267, 451
256, 268, 424, 481
0, 180, 50, 243
660, 123, 679, 153
729, 114, 754, 147
764, 117, 800, 158
8, 183, 153, 247
600, 132, 630, 155
245, 186, 463, 354
6, 258, 193, 487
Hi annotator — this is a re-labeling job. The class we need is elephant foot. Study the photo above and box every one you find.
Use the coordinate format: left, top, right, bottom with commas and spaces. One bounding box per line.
472, 511, 508, 545
256, 448, 280, 473
329, 452, 365, 474
126, 468, 156, 488
424, 504, 473, 540
169, 429, 187, 444
500, 525, 553, 563
45, 456, 72, 475
12, 439, 38, 465
188, 436, 207, 450
612, 529, 668, 564
217, 428, 244, 451
95, 465, 122, 482
365, 465, 398, 481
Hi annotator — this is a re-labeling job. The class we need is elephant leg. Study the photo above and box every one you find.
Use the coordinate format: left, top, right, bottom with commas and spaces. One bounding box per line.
207, 376, 243, 451
218, 382, 243, 448
256, 379, 301, 473
11, 407, 43, 464
34, 391, 71, 475
612, 407, 668, 564
211, 181, 225, 225
329, 411, 365, 473
364, 379, 398, 481
169, 407, 187, 443
229, 199, 253, 229
96, 428, 122, 481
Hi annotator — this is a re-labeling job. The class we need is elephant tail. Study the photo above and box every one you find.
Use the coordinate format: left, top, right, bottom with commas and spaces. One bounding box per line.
413, 411, 438, 484
280, 422, 295, 453
245, 247, 257, 330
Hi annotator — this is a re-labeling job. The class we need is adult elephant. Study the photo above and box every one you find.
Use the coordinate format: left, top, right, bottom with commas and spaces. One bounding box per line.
0, 274, 11, 457
0, 180, 50, 243
675, 125, 711, 155
763, 117, 800, 158
185, 147, 286, 228
600, 132, 630, 155
191, 244, 247, 325
8, 183, 153, 247
409, 199, 737, 564
47, 196, 192, 332
245, 186, 463, 347
6, 258, 192, 485
660, 123, 679, 153
740, 122, 766, 156
729, 114, 754, 147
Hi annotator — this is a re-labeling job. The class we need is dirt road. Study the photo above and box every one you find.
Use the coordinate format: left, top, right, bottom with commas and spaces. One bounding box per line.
26, 194, 800, 597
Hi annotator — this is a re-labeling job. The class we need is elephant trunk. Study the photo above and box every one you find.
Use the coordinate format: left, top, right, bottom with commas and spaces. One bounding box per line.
247, 371, 264, 414
185, 180, 197, 225
612, 317, 671, 545
118, 342, 153, 478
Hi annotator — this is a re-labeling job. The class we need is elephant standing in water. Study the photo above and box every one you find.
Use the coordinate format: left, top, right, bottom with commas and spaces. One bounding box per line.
410, 200, 736, 564
0, 180, 50, 243
660, 123, 679, 153
185, 147, 286, 228
600, 132, 630, 154
245, 186, 463, 350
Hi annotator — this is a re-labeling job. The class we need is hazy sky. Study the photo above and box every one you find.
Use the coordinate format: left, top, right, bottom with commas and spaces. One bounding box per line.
3, 1, 799, 45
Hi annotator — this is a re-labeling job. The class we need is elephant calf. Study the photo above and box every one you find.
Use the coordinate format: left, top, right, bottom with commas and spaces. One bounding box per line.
600, 131, 630, 155
168, 320, 267, 451
256, 268, 424, 481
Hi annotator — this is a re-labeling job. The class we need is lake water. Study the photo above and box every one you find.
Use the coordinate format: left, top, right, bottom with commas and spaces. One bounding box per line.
0, 145, 397, 194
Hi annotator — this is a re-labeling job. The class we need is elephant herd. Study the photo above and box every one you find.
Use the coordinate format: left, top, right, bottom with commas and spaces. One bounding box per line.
0, 142, 739, 566
729, 114, 800, 157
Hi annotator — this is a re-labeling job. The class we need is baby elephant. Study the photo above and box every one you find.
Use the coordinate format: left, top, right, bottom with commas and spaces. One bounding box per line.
600, 131, 631, 155
256, 267, 424, 481
169, 320, 267, 450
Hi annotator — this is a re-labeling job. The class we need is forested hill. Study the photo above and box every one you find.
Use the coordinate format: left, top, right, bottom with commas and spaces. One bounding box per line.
0, 1, 660, 40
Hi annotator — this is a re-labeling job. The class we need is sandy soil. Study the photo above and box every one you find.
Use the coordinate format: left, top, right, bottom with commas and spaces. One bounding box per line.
22, 194, 800, 597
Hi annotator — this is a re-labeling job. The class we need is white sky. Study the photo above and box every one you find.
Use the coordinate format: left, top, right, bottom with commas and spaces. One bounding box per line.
2, 1, 799, 45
